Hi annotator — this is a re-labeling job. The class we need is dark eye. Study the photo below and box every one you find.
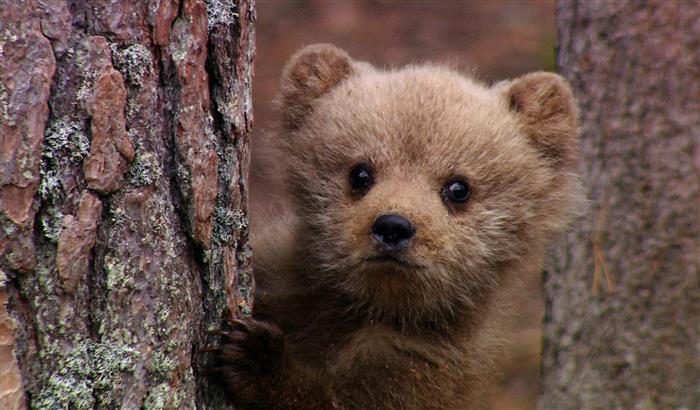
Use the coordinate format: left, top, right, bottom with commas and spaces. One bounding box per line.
349, 163, 373, 195
443, 179, 471, 203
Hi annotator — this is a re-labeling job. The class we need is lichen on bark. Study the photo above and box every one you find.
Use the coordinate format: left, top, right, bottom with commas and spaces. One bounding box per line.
1, 0, 255, 408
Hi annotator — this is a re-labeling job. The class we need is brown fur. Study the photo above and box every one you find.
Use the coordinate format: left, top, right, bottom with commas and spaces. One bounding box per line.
210, 44, 583, 409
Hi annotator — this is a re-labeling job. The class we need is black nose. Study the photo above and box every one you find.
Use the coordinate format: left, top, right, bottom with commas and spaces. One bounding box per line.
371, 214, 415, 251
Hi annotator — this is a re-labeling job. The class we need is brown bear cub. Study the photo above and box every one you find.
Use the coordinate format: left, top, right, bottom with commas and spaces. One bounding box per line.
209, 44, 583, 409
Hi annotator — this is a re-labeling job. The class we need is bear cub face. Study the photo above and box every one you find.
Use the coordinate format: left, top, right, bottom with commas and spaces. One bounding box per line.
209, 44, 583, 410
276, 44, 582, 324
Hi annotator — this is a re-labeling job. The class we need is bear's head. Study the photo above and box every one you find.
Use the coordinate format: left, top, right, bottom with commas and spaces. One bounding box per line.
276, 44, 582, 323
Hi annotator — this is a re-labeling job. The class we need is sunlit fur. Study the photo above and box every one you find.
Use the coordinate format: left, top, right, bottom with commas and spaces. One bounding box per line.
250, 44, 583, 409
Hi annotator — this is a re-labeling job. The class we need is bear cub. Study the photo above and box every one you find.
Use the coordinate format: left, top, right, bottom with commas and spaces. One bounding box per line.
209, 44, 582, 410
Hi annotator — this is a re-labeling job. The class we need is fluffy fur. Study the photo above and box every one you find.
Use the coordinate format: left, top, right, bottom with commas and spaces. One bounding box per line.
209, 44, 583, 410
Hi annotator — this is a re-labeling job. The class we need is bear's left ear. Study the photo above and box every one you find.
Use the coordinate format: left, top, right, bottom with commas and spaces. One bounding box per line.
279, 44, 357, 130
504, 72, 580, 168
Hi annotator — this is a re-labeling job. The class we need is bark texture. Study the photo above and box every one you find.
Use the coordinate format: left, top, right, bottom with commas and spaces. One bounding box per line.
541, 1, 700, 409
0, 0, 255, 408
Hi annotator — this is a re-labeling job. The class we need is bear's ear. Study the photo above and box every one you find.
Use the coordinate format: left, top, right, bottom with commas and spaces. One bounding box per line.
504, 72, 580, 167
279, 44, 357, 130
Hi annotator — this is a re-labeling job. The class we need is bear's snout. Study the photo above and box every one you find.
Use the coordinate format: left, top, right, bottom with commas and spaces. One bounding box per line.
371, 214, 415, 252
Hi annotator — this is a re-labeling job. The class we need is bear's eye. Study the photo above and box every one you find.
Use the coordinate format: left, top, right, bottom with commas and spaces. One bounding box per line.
443, 179, 471, 203
349, 163, 373, 196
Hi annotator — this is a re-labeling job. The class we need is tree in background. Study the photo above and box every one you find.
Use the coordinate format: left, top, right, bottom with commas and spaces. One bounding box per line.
542, 1, 699, 408
0, 0, 255, 408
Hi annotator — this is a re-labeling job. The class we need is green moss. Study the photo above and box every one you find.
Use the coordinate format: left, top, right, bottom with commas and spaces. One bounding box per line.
0, 80, 12, 126
35, 264, 56, 296
211, 136, 249, 247
38, 117, 90, 242
104, 255, 135, 290
111, 43, 153, 86
142, 374, 193, 410
169, 23, 188, 66
34, 375, 93, 410
39, 206, 64, 243
37, 169, 62, 205
1, 214, 17, 237
76, 79, 93, 104
142, 383, 169, 409
42, 118, 89, 165
92, 342, 140, 407
110, 206, 127, 225
127, 149, 161, 187
212, 207, 246, 246
156, 303, 170, 325
201, 248, 231, 326
127, 98, 141, 119
36, 337, 59, 362
143, 197, 178, 259
147, 350, 178, 380
32, 340, 139, 410
153, 302, 174, 338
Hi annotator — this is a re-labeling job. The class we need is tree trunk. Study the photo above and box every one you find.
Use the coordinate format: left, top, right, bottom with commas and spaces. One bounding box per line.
0, 0, 255, 408
541, 1, 700, 409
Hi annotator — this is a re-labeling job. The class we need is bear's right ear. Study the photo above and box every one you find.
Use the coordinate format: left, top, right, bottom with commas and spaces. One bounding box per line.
279, 44, 355, 130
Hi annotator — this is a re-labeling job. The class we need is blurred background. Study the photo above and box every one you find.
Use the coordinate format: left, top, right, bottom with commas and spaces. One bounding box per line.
251, 2, 556, 408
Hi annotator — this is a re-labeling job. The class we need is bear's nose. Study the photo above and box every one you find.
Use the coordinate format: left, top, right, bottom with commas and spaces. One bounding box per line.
371, 214, 415, 251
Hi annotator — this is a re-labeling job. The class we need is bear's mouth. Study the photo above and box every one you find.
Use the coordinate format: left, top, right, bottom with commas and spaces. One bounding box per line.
365, 254, 424, 269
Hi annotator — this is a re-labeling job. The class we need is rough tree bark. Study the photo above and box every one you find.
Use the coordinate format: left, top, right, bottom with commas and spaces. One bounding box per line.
541, 1, 700, 409
0, 0, 255, 408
